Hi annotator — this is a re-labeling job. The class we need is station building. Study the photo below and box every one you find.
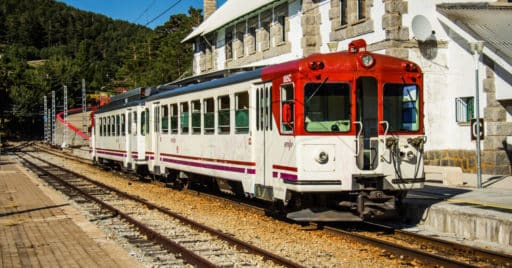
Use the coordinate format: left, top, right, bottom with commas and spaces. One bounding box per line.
182, 0, 512, 175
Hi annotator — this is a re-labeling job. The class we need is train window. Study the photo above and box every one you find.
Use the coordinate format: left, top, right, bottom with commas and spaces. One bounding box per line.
256, 89, 260, 131
107, 116, 111, 136
154, 106, 160, 133
121, 114, 126, 136
103, 117, 107, 136
141, 109, 149, 136
128, 112, 132, 135
218, 95, 230, 134
267, 86, 272, 130
116, 115, 120, 136
280, 84, 294, 133
133, 111, 137, 135
203, 98, 214, 134
180, 102, 189, 134
99, 118, 103, 136
170, 104, 178, 134
192, 100, 201, 134
235, 92, 249, 134
383, 84, 419, 132
304, 83, 351, 132
161, 105, 169, 133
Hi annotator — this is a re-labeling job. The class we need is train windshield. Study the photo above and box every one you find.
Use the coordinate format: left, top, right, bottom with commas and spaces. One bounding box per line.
304, 83, 351, 132
383, 84, 420, 132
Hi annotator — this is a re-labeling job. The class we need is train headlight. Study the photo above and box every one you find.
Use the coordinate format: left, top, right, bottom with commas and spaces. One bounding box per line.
315, 151, 329, 164
360, 54, 374, 68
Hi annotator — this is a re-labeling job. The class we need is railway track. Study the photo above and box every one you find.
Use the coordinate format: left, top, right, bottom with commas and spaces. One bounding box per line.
32, 143, 512, 267
16, 150, 304, 268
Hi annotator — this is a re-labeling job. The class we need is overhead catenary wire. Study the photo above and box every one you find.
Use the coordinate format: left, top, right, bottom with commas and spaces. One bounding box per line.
133, 0, 158, 23
144, 0, 182, 27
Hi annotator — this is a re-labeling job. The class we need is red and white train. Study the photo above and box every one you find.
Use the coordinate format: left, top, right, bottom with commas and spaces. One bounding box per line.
91, 39, 425, 221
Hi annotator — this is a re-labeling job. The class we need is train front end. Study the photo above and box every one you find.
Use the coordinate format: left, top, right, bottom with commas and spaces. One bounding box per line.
264, 39, 425, 221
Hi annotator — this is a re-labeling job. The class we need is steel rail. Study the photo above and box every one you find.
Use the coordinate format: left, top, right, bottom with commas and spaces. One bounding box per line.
18, 153, 216, 267
23, 151, 305, 268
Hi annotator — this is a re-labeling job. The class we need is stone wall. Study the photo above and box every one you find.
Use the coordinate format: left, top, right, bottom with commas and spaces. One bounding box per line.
302, 0, 322, 56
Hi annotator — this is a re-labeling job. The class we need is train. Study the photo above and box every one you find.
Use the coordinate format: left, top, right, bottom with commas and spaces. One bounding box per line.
90, 39, 425, 222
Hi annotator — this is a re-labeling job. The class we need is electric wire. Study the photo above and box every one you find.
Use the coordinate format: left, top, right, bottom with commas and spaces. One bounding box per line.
144, 0, 182, 27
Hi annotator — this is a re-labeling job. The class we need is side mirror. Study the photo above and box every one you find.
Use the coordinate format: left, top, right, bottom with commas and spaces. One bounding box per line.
282, 102, 292, 124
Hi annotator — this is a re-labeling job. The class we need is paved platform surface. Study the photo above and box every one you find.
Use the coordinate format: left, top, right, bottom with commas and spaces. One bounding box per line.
0, 155, 139, 267
405, 176, 512, 255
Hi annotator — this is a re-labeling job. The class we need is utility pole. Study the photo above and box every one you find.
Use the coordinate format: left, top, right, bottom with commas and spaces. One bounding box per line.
62, 85, 68, 148
43, 96, 48, 143
469, 41, 484, 188
51, 90, 56, 146
82, 79, 87, 134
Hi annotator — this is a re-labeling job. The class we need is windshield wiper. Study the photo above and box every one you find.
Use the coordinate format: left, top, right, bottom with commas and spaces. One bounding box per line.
305, 76, 329, 104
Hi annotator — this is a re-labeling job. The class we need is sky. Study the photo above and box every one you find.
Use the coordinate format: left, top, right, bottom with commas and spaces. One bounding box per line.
57, 0, 227, 29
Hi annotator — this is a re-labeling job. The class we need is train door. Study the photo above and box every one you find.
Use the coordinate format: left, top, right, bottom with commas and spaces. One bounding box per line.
254, 83, 273, 200
355, 77, 379, 170
126, 109, 133, 169
151, 103, 160, 174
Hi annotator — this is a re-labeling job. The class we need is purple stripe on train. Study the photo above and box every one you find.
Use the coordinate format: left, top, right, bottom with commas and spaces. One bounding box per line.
162, 157, 255, 174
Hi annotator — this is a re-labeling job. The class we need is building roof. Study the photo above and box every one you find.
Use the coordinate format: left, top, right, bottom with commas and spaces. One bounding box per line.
437, 2, 512, 63
182, 0, 275, 42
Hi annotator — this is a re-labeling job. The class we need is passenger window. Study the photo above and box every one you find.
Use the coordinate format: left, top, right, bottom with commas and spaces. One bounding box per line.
107, 116, 111, 136
218, 95, 230, 134
170, 104, 178, 134
99, 118, 103, 136
161, 105, 169, 134
204, 98, 214, 134
192, 100, 201, 134
121, 114, 126, 136
180, 102, 189, 134
281, 84, 294, 133
235, 92, 249, 134
141, 109, 149, 136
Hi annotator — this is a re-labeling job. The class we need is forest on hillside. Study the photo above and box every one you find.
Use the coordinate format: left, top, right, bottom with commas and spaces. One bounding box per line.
0, 0, 202, 137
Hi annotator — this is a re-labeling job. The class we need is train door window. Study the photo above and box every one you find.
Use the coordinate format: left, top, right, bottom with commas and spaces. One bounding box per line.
256, 89, 260, 131
191, 100, 201, 134
383, 84, 419, 132
203, 98, 214, 134
141, 109, 149, 136
161, 105, 169, 134
128, 112, 132, 135
116, 115, 120, 136
133, 111, 137, 135
218, 95, 230, 134
180, 102, 189, 134
304, 83, 351, 132
235, 92, 249, 134
99, 118, 103, 136
103, 117, 107, 136
280, 84, 294, 133
107, 116, 111, 136
170, 104, 178, 134
154, 106, 160, 133
268, 86, 272, 130
121, 114, 126, 136
112, 116, 116, 136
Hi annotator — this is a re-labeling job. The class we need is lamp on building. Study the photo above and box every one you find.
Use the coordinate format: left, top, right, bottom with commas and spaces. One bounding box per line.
469, 40, 484, 188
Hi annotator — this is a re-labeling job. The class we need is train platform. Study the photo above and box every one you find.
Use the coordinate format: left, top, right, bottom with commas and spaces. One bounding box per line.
0, 155, 139, 267
404, 173, 512, 255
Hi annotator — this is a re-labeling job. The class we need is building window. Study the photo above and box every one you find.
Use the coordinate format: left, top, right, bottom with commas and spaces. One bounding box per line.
236, 23, 245, 58
275, 3, 288, 44
204, 98, 214, 134
170, 104, 178, 134
357, 0, 366, 20
161, 105, 169, 134
225, 27, 233, 60
456, 97, 474, 123
192, 100, 201, 134
180, 102, 189, 134
235, 92, 249, 134
218, 95, 230, 134
248, 16, 258, 54
340, 0, 347, 26
261, 10, 272, 50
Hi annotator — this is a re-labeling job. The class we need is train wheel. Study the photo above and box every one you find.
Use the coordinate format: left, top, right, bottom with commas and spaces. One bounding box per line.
265, 200, 287, 220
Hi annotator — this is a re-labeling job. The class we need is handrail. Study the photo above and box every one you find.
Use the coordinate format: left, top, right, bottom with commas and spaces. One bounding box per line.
353, 121, 363, 156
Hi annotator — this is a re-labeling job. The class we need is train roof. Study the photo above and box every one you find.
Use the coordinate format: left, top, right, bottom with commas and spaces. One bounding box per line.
146, 68, 263, 103
95, 86, 164, 114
